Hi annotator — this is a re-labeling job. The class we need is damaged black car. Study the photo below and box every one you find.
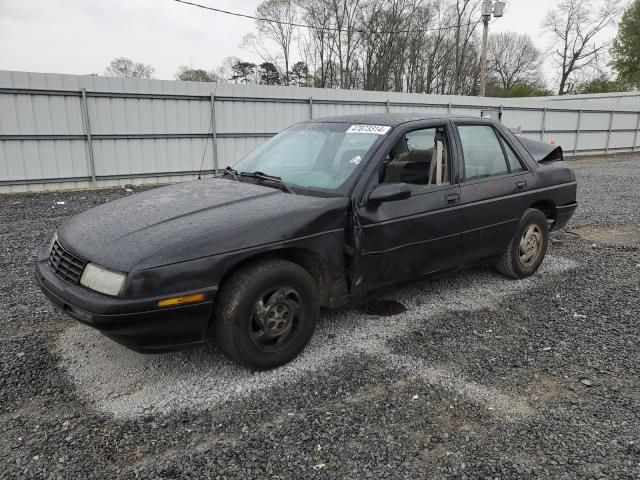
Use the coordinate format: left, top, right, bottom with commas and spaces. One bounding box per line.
36, 113, 578, 370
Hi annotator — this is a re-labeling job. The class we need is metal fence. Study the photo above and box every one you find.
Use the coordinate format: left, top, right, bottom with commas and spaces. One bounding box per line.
531, 91, 640, 108
1, 70, 639, 193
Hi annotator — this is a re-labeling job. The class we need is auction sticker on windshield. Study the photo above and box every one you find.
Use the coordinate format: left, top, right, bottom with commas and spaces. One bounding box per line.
346, 125, 391, 135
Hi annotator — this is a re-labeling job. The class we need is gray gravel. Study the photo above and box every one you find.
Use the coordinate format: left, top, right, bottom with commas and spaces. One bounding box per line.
1, 155, 639, 479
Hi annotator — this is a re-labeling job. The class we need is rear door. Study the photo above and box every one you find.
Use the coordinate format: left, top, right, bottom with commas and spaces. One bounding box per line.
453, 120, 534, 264
353, 120, 462, 291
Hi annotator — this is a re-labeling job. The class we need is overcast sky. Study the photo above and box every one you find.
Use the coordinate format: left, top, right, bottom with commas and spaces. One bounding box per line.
0, 0, 621, 88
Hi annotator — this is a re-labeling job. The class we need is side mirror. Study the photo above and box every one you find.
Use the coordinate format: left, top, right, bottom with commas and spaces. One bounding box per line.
367, 183, 412, 204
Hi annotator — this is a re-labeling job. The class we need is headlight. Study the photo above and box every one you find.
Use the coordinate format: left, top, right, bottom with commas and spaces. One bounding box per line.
80, 263, 126, 296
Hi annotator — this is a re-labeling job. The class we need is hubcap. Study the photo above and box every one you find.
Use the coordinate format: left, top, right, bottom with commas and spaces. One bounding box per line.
249, 287, 301, 352
519, 224, 542, 268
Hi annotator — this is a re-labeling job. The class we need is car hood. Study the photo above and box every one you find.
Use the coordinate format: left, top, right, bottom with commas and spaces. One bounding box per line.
58, 178, 348, 272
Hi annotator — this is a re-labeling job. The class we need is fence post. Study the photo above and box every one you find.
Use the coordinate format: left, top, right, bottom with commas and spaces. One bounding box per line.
447, 102, 452, 114
540, 107, 547, 142
574, 109, 582, 156
634, 111, 640, 152
210, 93, 218, 175
80, 88, 96, 185
605, 110, 614, 153
309, 97, 313, 119
386, 99, 390, 113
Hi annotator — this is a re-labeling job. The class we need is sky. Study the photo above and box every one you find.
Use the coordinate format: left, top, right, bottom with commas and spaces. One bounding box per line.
0, 0, 622, 88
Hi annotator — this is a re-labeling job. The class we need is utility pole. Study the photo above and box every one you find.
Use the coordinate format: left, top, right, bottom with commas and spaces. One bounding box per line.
479, 0, 505, 97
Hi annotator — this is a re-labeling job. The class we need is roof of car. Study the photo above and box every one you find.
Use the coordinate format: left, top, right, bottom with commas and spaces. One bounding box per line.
308, 113, 482, 127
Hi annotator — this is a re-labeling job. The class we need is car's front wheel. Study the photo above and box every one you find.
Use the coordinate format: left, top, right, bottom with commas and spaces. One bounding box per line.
495, 208, 549, 279
213, 259, 319, 370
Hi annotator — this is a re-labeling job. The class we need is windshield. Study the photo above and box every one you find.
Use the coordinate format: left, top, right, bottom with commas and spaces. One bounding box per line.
232, 123, 388, 193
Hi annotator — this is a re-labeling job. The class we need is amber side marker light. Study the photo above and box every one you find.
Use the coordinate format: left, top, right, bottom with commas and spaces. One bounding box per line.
157, 293, 206, 308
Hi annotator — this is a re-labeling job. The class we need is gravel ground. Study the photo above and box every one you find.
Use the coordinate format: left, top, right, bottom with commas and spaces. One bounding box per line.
1, 154, 639, 479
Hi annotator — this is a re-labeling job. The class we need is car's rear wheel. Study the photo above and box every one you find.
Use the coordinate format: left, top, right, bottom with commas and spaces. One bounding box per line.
495, 208, 549, 279
213, 259, 319, 370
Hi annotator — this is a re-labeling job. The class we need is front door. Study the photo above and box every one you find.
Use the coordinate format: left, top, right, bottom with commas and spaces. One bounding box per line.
353, 122, 463, 292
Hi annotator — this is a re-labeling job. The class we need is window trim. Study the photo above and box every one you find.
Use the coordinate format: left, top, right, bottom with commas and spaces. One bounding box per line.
496, 131, 528, 174
454, 122, 529, 184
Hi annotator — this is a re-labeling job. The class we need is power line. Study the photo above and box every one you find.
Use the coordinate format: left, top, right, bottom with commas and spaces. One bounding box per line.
173, 0, 481, 35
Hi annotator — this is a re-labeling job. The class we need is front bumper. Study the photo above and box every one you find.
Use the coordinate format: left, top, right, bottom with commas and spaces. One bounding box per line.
35, 246, 216, 353
551, 201, 578, 231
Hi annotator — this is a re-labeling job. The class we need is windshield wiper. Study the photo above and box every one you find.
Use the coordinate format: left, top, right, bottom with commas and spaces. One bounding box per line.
221, 166, 239, 180
238, 171, 295, 194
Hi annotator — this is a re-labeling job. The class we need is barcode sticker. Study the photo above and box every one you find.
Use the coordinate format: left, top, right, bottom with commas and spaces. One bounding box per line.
346, 125, 391, 135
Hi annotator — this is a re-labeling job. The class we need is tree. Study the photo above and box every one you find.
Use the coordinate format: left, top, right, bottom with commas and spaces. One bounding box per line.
231, 61, 257, 84
176, 67, 218, 82
297, 0, 334, 88
105, 57, 155, 79
258, 62, 282, 85
214, 56, 240, 82
490, 82, 553, 97
542, 0, 622, 95
255, 0, 297, 85
611, 0, 640, 89
451, 0, 482, 95
574, 72, 625, 93
488, 32, 542, 90
289, 61, 309, 86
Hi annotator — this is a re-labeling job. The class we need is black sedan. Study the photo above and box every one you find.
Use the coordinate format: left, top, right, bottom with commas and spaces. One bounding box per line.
36, 113, 577, 370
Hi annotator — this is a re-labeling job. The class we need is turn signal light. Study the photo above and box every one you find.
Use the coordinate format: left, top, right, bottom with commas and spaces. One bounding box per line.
157, 293, 206, 308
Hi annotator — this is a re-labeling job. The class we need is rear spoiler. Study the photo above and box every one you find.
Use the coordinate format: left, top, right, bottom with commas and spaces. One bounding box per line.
515, 136, 564, 163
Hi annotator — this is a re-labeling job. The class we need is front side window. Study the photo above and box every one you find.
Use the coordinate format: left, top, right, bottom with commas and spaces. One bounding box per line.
380, 126, 450, 187
458, 125, 509, 180
233, 123, 385, 193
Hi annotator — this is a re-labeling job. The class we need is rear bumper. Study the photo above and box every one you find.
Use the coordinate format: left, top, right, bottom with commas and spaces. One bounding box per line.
552, 201, 578, 231
35, 246, 216, 353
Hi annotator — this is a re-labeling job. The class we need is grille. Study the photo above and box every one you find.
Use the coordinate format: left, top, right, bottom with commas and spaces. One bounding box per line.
49, 240, 87, 285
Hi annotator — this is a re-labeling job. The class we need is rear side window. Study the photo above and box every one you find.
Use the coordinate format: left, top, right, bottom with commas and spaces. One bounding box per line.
503, 140, 525, 173
458, 125, 509, 180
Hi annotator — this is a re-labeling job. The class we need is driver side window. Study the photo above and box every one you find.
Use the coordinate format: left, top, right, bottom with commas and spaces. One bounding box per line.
380, 126, 450, 188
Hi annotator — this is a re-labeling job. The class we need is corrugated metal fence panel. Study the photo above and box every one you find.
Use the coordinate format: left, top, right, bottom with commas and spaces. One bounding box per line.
0, 94, 84, 135
535, 91, 640, 108
1, 70, 639, 192
0, 139, 89, 181
545, 110, 579, 132
88, 97, 211, 135
501, 109, 544, 132
92, 138, 210, 176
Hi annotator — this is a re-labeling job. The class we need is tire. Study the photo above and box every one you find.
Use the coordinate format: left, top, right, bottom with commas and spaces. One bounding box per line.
213, 259, 319, 370
494, 208, 549, 279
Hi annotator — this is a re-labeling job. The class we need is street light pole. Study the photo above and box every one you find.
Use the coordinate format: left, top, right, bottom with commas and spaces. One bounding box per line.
478, 0, 504, 97
479, 12, 490, 97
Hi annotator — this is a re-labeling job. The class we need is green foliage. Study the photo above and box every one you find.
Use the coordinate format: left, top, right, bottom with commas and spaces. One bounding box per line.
290, 62, 309, 87
574, 74, 626, 94
611, 0, 640, 88
258, 62, 281, 85
176, 67, 217, 82
490, 83, 553, 98
231, 61, 256, 84
105, 57, 154, 79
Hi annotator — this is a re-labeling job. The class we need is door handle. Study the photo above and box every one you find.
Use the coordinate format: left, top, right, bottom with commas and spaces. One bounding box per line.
445, 193, 460, 205
516, 181, 527, 191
